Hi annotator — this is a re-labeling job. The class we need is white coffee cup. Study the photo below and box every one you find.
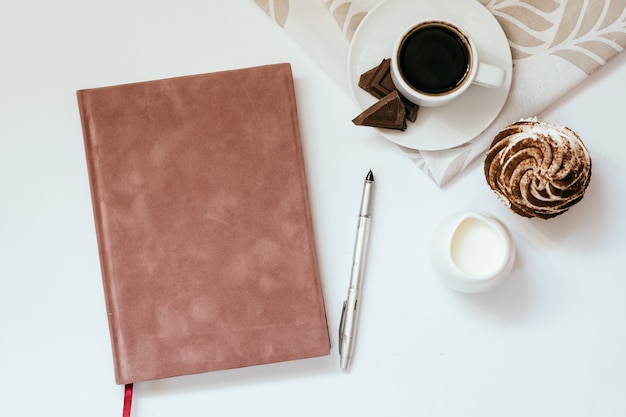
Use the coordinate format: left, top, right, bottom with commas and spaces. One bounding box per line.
390, 20, 506, 107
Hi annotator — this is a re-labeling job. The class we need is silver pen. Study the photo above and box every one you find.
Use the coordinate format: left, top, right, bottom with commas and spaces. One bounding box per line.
339, 170, 374, 370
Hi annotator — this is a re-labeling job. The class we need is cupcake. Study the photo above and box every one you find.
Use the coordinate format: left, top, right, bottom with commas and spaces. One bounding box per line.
484, 118, 592, 219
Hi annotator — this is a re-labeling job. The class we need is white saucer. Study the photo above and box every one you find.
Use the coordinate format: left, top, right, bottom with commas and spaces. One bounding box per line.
348, 0, 512, 151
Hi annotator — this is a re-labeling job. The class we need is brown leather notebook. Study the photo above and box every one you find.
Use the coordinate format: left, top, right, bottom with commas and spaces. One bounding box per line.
77, 63, 330, 385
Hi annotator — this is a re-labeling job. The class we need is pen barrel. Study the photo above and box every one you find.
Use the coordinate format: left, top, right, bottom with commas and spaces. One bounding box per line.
349, 215, 371, 290
339, 215, 371, 368
339, 288, 359, 368
339, 171, 374, 369
359, 180, 374, 216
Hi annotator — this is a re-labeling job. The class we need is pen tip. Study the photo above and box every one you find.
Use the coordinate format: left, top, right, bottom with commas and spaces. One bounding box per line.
366, 170, 374, 181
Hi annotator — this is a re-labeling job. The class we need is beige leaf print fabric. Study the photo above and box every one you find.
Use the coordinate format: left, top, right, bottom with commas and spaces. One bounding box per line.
323, 0, 371, 41
254, 0, 291, 27
253, 0, 626, 186
483, 0, 626, 73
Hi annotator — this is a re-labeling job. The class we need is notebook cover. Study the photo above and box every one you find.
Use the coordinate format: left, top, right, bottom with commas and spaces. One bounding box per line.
77, 63, 330, 385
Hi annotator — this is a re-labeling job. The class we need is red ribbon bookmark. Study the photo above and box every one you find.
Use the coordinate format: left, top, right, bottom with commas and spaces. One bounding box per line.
122, 383, 133, 417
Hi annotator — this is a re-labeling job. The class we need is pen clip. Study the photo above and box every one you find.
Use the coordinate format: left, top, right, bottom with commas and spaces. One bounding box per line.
338, 300, 347, 354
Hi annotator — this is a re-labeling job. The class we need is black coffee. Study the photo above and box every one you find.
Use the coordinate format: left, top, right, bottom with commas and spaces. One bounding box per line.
398, 24, 471, 95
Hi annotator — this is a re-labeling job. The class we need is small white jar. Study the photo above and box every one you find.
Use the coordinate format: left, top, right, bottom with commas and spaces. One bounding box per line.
430, 211, 515, 293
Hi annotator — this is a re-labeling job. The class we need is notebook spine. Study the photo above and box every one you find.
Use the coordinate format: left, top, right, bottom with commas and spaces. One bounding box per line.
76, 91, 126, 384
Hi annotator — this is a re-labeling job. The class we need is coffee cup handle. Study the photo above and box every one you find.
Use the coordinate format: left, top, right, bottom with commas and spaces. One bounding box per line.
473, 62, 506, 89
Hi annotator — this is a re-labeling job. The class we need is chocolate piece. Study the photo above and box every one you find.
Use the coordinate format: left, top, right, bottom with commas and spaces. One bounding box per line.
368, 59, 395, 98
352, 91, 407, 131
402, 98, 419, 122
359, 59, 396, 99
358, 66, 378, 92
358, 58, 419, 123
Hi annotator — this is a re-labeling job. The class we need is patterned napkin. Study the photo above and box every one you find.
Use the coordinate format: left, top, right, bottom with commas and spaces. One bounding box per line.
253, 0, 626, 186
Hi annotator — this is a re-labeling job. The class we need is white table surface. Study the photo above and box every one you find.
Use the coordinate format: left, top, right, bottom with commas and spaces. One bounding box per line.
2, 1, 626, 416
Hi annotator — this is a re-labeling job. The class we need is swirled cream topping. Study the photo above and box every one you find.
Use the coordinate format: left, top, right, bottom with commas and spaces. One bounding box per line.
484, 118, 592, 219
